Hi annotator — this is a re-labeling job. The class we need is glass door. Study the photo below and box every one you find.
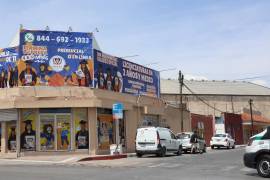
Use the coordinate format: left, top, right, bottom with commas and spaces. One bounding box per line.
56, 115, 71, 151
7, 121, 17, 152
40, 114, 55, 151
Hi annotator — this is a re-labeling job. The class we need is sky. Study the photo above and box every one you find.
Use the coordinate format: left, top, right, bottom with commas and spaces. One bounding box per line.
0, 0, 270, 87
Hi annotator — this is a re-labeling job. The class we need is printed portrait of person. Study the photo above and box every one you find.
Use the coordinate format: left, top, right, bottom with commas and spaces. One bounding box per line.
60, 123, 70, 149
96, 64, 105, 89
40, 124, 54, 150
8, 64, 18, 88
76, 60, 92, 87
75, 120, 89, 149
105, 67, 113, 90
8, 127, 16, 151
19, 60, 37, 86
112, 67, 122, 92
20, 120, 36, 151
38, 63, 50, 86
0, 69, 8, 88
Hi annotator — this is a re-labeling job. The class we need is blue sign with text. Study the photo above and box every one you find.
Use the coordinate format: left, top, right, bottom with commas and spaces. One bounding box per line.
0, 47, 19, 88
93, 49, 160, 97
113, 103, 124, 119
19, 29, 93, 87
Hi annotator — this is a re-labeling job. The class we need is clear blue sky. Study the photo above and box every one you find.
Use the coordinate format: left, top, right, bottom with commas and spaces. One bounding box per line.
1, 0, 270, 87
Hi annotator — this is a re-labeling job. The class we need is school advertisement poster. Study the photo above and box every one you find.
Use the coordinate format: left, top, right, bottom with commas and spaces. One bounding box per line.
56, 115, 71, 150
20, 109, 36, 151
18, 29, 93, 87
7, 122, 17, 151
97, 114, 114, 150
0, 47, 19, 88
93, 49, 160, 97
40, 115, 55, 151
73, 108, 89, 149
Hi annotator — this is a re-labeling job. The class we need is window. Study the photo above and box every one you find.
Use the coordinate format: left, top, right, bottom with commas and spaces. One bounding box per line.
214, 134, 226, 138
170, 132, 176, 139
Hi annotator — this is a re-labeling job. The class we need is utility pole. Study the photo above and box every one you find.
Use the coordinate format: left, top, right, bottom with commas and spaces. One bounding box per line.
249, 99, 254, 136
178, 71, 184, 132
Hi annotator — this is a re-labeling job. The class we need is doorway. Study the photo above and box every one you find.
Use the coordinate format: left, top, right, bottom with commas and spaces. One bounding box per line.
39, 113, 71, 151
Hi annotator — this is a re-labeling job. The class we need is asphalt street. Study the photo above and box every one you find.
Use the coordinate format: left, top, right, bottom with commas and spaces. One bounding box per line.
0, 147, 261, 180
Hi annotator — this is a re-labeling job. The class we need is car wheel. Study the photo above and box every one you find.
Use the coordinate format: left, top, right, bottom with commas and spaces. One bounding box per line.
191, 147, 196, 154
227, 144, 230, 149
211, 145, 214, 149
257, 155, 270, 178
203, 145, 207, 153
232, 144, 235, 149
176, 145, 182, 156
158, 147, 166, 157
136, 153, 143, 158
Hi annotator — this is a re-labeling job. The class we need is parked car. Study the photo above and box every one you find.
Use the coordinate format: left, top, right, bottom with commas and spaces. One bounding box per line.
210, 133, 235, 149
135, 127, 182, 157
244, 127, 270, 178
176, 132, 206, 154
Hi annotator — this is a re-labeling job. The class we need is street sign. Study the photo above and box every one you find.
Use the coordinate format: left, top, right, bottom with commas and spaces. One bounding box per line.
113, 103, 123, 120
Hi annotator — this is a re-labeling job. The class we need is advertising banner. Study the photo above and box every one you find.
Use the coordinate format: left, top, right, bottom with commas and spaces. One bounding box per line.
40, 115, 55, 151
93, 49, 160, 97
19, 29, 93, 87
56, 114, 71, 150
74, 108, 89, 149
0, 47, 19, 88
21, 109, 36, 151
97, 114, 114, 150
7, 122, 17, 151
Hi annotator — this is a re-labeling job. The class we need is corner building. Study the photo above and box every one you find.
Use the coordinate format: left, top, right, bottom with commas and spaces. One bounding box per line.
0, 86, 190, 156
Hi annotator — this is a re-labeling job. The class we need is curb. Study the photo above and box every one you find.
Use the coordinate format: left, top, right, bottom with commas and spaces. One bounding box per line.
127, 153, 137, 158
78, 154, 127, 161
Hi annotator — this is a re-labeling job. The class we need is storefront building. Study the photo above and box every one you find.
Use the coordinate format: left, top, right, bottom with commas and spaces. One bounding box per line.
0, 28, 191, 156
0, 87, 191, 156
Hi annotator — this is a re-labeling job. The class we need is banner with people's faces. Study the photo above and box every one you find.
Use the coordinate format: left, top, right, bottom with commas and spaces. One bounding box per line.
0, 47, 19, 88
74, 108, 89, 149
93, 49, 160, 97
21, 109, 36, 151
18, 29, 93, 87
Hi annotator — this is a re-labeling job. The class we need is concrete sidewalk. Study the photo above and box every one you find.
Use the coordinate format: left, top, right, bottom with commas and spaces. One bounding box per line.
0, 145, 246, 163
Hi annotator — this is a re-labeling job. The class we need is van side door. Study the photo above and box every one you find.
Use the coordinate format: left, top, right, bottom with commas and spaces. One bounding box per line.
170, 131, 178, 150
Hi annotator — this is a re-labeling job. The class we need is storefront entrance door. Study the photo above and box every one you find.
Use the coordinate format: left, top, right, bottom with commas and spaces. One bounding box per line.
39, 113, 71, 151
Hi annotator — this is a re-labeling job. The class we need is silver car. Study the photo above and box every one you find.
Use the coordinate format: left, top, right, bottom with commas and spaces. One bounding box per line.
177, 132, 207, 154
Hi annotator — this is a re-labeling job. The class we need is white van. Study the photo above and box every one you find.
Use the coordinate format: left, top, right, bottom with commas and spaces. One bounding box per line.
135, 127, 182, 157
244, 127, 270, 178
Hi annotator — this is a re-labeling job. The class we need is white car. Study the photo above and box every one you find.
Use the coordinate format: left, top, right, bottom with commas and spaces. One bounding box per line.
135, 127, 182, 157
177, 132, 206, 154
244, 127, 270, 178
210, 133, 235, 149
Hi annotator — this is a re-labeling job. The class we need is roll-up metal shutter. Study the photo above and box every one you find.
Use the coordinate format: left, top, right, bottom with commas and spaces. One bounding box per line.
0, 109, 18, 122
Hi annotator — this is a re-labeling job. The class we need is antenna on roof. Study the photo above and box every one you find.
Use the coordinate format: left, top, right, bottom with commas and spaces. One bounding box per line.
68, 26, 73, 32
94, 27, 99, 33
45, 26, 50, 31
19, 24, 23, 30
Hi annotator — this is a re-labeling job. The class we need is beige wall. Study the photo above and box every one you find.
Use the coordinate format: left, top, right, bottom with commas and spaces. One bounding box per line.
160, 106, 191, 134
125, 107, 140, 153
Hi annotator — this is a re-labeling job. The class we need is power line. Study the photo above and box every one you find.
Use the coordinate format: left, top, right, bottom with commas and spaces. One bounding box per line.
235, 74, 270, 81
183, 82, 224, 113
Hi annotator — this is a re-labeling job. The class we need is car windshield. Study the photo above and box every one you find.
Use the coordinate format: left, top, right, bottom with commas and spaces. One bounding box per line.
214, 134, 226, 137
177, 134, 191, 139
